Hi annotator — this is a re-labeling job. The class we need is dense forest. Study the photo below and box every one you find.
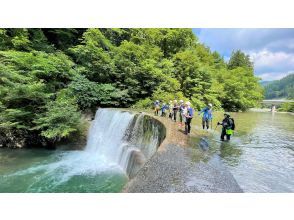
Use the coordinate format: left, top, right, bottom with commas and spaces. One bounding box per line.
0, 28, 263, 148
263, 74, 294, 99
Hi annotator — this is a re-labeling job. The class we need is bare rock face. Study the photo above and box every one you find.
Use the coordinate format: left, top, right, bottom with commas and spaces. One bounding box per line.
0, 130, 38, 149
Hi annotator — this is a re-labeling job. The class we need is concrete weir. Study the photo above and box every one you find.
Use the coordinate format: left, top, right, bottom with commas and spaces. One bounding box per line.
123, 111, 243, 193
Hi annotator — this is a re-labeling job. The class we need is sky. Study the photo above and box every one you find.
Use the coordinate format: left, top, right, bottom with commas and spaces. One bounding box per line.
193, 29, 294, 81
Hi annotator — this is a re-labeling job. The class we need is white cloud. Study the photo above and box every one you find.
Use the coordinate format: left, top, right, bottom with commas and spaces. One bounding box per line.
196, 29, 294, 54
249, 49, 294, 74
258, 71, 294, 81
195, 28, 294, 80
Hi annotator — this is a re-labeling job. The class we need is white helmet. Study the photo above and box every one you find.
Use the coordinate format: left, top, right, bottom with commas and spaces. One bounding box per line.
185, 101, 191, 106
180, 100, 184, 103
173, 100, 177, 103
208, 103, 212, 107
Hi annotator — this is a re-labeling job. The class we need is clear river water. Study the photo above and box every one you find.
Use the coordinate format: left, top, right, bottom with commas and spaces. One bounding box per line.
193, 111, 294, 192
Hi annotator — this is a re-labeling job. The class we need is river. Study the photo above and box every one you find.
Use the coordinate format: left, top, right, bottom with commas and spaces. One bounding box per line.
0, 110, 293, 192
192, 111, 294, 192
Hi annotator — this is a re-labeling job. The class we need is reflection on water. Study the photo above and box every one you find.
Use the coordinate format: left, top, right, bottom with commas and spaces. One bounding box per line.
193, 111, 294, 192
219, 142, 243, 167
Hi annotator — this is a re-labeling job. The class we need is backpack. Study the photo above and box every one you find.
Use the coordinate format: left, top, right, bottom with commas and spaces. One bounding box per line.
230, 118, 235, 130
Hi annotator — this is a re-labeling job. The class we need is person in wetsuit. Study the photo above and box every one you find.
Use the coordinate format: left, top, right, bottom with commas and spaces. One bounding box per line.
217, 113, 235, 141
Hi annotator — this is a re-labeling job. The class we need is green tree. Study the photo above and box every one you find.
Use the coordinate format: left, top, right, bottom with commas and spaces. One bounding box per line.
279, 102, 294, 112
0, 28, 265, 148
173, 50, 214, 109
228, 50, 253, 70
0, 29, 10, 50
0, 50, 76, 147
41, 28, 85, 51
33, 90, 81, 145
69, 29, 116, 82
219, 67, 263, 111
68, 75, 128, 110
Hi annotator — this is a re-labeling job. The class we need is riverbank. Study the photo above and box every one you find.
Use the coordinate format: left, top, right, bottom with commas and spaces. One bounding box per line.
124, 114, 243, 193
249, 108, 294, 114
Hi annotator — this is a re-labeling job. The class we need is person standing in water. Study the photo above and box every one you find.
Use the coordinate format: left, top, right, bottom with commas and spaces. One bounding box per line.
198, 103, 213, 129
184, 101, 194, 135
217, 113, 235, 141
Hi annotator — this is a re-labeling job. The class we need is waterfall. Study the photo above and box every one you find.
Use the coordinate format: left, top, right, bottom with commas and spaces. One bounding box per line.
85, 109, 135, 165
85, 108, 164, 177
0, 108, 165, 192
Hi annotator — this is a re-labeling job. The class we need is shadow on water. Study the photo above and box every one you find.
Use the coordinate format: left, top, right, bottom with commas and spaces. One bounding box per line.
189, 135, 243, 167
218, 141, 243, 167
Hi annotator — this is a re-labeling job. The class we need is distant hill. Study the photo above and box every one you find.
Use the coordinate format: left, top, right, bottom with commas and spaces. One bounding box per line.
260, 81, 271, 87
262, 74, 294, 99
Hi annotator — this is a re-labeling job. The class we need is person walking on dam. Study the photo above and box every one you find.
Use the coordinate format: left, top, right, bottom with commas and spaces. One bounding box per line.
184, 101, 194, 135
178, 100, 185, 126
168, 100, 173, 119
154, 100, 160, 116
217, 113, 235, 141
172, 100, 179, 122
198, 103, 213, 129
161, 103, 168, 117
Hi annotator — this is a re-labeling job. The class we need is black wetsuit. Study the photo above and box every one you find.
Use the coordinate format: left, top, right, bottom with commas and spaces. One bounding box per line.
220, 117, 234, 141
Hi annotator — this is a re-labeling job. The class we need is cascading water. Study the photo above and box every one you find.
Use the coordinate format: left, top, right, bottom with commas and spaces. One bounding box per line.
85, 109, 135, 167
0, 108, 166, 192
85, 109, 164, 176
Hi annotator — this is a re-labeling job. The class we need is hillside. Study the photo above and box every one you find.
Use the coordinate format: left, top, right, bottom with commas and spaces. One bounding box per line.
263, 74, 294, 99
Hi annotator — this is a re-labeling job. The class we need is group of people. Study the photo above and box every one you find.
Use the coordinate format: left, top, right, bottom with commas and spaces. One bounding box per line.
154, 100, 194, 135
153, 100, 235, 141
